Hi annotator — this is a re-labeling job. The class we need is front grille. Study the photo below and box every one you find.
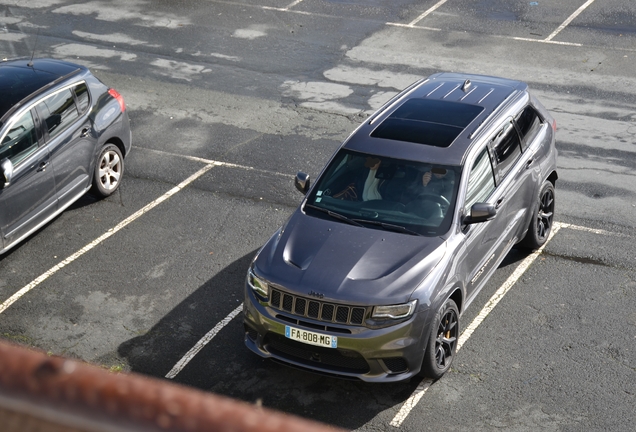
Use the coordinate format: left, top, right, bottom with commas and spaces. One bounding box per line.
270, 288, 367, 326
382, 357, 408, 374
264, 333, 369, 374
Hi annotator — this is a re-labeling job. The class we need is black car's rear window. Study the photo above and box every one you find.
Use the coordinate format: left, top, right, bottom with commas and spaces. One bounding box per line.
0, 66, 59, 120
371, 98, 483, 147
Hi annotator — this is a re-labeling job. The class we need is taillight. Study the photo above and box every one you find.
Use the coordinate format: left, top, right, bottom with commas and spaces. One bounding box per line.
552, 118, 557, 131
108, 88, 126, 112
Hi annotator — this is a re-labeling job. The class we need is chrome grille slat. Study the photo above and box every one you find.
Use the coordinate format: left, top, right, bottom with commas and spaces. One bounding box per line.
269, 288, 367, 326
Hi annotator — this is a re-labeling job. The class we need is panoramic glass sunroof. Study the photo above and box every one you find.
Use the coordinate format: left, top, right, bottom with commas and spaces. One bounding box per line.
371, 98, 484, 147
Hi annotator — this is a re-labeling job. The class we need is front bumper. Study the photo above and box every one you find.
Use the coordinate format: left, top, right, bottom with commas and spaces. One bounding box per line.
243, 286, 430, 383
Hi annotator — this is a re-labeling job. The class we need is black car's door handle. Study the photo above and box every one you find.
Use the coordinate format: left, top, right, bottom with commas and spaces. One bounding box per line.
80, 127, 90, 137
495, 198, 505, 209
37, 161, 49, 172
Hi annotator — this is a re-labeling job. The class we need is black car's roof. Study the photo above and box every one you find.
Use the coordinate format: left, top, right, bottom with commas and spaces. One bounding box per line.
0, 58, 85, 121
344, 73, 529, 166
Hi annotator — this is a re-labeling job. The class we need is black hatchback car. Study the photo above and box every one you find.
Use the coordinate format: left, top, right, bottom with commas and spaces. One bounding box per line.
0, 58, 131, 254
243, 73, 558, 382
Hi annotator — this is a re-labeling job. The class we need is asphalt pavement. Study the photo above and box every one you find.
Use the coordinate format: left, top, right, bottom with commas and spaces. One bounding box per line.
0, 0, 634, 430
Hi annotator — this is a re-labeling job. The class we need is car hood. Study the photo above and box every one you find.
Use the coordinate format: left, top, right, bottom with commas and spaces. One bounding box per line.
254, 209, 446, 305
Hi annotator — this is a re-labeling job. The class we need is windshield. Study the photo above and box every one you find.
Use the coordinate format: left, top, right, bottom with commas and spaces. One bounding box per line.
305, 149, 461, 236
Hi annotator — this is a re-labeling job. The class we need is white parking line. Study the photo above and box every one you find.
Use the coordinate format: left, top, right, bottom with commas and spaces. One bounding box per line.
214, 0, 632, 52
139, 147, 291, 178
165, 304, 244, 379
390, 222, 565, 428
0, 163, 217, 315
545, 0, 597, 41
0, 149, 297, 315
511, 36, 582, 47
407, 0, 449, 27
386, 22, 441, 31
557, 222, 625, 237
284, 0, 305, 10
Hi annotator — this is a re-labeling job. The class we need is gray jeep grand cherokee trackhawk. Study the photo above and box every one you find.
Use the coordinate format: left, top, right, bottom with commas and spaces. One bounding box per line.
243, 73, 558, 382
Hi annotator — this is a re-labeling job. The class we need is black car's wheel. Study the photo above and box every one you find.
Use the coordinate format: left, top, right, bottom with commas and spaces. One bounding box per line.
520, 180, 555, 250
419, 299, 459, 380
91, 144, 124, 197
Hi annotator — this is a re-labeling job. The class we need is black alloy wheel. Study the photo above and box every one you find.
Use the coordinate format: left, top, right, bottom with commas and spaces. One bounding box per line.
536, 184, 555, 242
419, 299, 459, 379
434, 307, 458, 369
520, 180, 555, 250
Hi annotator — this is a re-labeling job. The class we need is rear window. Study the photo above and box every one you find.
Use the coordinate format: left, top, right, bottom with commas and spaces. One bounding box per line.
371, 99, 483, 147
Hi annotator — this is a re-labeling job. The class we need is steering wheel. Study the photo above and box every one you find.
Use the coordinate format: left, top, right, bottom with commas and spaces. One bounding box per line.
418, 193, 450, 208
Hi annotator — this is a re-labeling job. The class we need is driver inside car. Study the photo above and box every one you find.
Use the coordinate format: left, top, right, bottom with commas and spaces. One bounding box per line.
405, 167, 454, 218
421, 167, 453, 198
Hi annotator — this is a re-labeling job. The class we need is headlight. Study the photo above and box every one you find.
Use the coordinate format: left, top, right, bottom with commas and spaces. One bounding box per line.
372, 300, 417, 319
247, 269, 268, 298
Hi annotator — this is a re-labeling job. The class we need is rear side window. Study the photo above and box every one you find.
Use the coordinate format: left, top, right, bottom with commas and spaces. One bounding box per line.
36, 88, 80, 140
515, 105, 543, 150
464, 148, 495, 213
73, 83, 90, 115
491, 121, 522, 180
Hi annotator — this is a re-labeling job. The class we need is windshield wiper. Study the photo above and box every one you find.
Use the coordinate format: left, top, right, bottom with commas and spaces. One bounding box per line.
304, 204, 364, 227
352, 219, 422, 236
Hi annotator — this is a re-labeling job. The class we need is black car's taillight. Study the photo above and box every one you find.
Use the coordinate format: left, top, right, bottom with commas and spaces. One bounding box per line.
108, 88, 126, 112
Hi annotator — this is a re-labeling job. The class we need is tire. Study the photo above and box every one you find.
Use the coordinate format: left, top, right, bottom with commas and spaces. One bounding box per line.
91, 144, 124, 198
519, 180, 555, 250
419, 299, 459, 380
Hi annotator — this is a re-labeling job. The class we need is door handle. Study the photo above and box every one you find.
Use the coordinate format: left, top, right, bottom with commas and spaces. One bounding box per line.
80, 127, 90, 138
495, 198, 505, 209
525, 158, 534, 169
37, 161, 49, 172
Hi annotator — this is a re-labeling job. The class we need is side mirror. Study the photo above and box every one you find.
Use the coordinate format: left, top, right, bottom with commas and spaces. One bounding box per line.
294, 172, 310, 195
463, 202, 496, 225
0, 158, 13, 188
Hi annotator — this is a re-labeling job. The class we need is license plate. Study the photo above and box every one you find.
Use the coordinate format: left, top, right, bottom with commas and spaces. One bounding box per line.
285, 326, 337, 348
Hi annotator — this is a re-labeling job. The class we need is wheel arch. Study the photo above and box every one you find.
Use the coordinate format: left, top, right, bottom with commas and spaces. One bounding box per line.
449, 287, 464, 314
104, 136, 127, 158
546, 170, 558, 186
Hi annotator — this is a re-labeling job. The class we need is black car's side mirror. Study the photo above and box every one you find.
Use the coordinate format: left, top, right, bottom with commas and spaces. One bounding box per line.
0, 158, 13, 189
294, 172, 310, 195
463, 202, 496, 225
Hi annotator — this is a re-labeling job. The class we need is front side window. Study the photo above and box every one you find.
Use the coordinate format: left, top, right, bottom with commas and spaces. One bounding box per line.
464, 148, 495, 213
304, 149, 461, 236
0, 110, 38, 166
492, 120, 522, 179
36, 88, 79, 140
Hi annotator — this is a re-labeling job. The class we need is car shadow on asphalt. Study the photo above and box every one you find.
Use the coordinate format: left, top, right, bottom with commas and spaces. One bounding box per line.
118, 250, 420, 430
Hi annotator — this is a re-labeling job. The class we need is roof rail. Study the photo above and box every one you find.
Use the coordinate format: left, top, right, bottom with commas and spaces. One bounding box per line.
468, 90, 519, 140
